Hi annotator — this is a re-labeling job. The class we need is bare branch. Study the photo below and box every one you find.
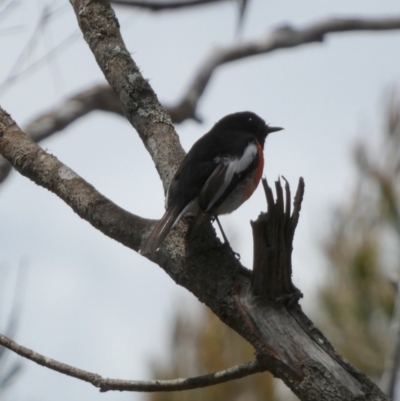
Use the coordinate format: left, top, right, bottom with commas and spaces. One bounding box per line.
2, 14, 399, 185
23, 14, 400, 131
0, 2, 396, 399
0, 333, 265, 392
25, 85, 124, 142
0, 107, 151, 251
170, 15, 400, 122
70, 0, 185, 193
0, 80, 191, 183
0, 32, 79, 95
0, 84, 123, 183
109, 0, 227, 11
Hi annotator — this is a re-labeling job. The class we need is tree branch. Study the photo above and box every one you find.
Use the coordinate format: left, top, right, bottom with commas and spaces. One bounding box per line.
109, 0, 227, 11
2, 15, 400, 184
170, 15, 400, 122
0, 2, 395, 399
70, 0, 185, 193
0, 82, 188, 184
0, 84, 123, 183
0, 106, 151, 251
0, 333, 265, 392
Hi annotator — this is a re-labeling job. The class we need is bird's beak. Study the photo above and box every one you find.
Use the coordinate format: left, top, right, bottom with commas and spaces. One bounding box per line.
266, 126, 284, 134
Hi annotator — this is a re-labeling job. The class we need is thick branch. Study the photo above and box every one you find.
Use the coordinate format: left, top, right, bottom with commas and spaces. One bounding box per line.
2, 15, 400, 185
0, 334, 265, 392
0, 3, 395, 400
70, 0, 185, 192
0, 107, 150, 251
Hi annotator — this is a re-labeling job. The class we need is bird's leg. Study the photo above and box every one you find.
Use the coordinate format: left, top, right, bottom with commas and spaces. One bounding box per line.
213, 216, 240, 260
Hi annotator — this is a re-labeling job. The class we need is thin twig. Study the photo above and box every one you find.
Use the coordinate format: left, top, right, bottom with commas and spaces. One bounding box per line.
109, 0, 227, 11
3, 4, 53, 84
0, 333, 265, 392
0, 31, 79, 94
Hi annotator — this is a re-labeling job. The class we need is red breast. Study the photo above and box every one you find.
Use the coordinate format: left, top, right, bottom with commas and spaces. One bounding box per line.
243, 141, 264, 199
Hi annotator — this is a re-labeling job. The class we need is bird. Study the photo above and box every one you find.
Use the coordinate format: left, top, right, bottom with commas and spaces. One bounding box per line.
140, 111, 282, 255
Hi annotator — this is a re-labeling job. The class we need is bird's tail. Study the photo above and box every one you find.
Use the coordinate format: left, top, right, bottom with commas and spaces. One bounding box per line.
185, 211, 208, 241
140, 204, 183, 255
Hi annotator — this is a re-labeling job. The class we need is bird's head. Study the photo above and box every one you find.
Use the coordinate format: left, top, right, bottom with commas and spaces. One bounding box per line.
213, 111, 282, 148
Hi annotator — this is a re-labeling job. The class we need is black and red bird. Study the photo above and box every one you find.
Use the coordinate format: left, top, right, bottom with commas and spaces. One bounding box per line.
140, 111, 282, 255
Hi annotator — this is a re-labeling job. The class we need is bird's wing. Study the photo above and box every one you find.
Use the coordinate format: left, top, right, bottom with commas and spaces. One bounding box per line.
166, 158, 217, 211
199, 141, 259, 212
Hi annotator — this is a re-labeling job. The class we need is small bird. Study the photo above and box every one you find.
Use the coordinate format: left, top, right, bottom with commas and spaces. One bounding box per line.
140, 111, 282, 255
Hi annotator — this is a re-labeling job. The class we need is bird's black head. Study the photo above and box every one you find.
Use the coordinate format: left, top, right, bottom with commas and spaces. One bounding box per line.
212, 111, 282, 148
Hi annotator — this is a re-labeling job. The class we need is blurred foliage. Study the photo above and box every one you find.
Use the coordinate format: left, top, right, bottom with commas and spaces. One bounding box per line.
146, 306, 293, 401
318, 89, 400, 379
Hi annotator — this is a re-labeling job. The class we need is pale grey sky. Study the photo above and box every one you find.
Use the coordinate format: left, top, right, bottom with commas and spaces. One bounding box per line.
1, 1, 400, 400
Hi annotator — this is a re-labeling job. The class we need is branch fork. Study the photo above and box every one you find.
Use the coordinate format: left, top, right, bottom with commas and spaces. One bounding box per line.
0, 1, 394, 399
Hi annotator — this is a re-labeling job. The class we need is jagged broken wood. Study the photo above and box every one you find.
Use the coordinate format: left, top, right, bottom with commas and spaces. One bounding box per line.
236, 178, 387, 400
251, 177, 303, 299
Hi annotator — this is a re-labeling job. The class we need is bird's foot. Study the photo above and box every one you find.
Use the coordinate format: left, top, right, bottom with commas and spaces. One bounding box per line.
214, 241, 240, 260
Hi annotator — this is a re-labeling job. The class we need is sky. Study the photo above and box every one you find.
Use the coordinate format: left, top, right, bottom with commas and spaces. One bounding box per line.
1, 0, 400, 400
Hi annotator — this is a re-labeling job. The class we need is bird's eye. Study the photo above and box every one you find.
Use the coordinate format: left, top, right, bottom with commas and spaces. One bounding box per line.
248, 117, 252, 122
